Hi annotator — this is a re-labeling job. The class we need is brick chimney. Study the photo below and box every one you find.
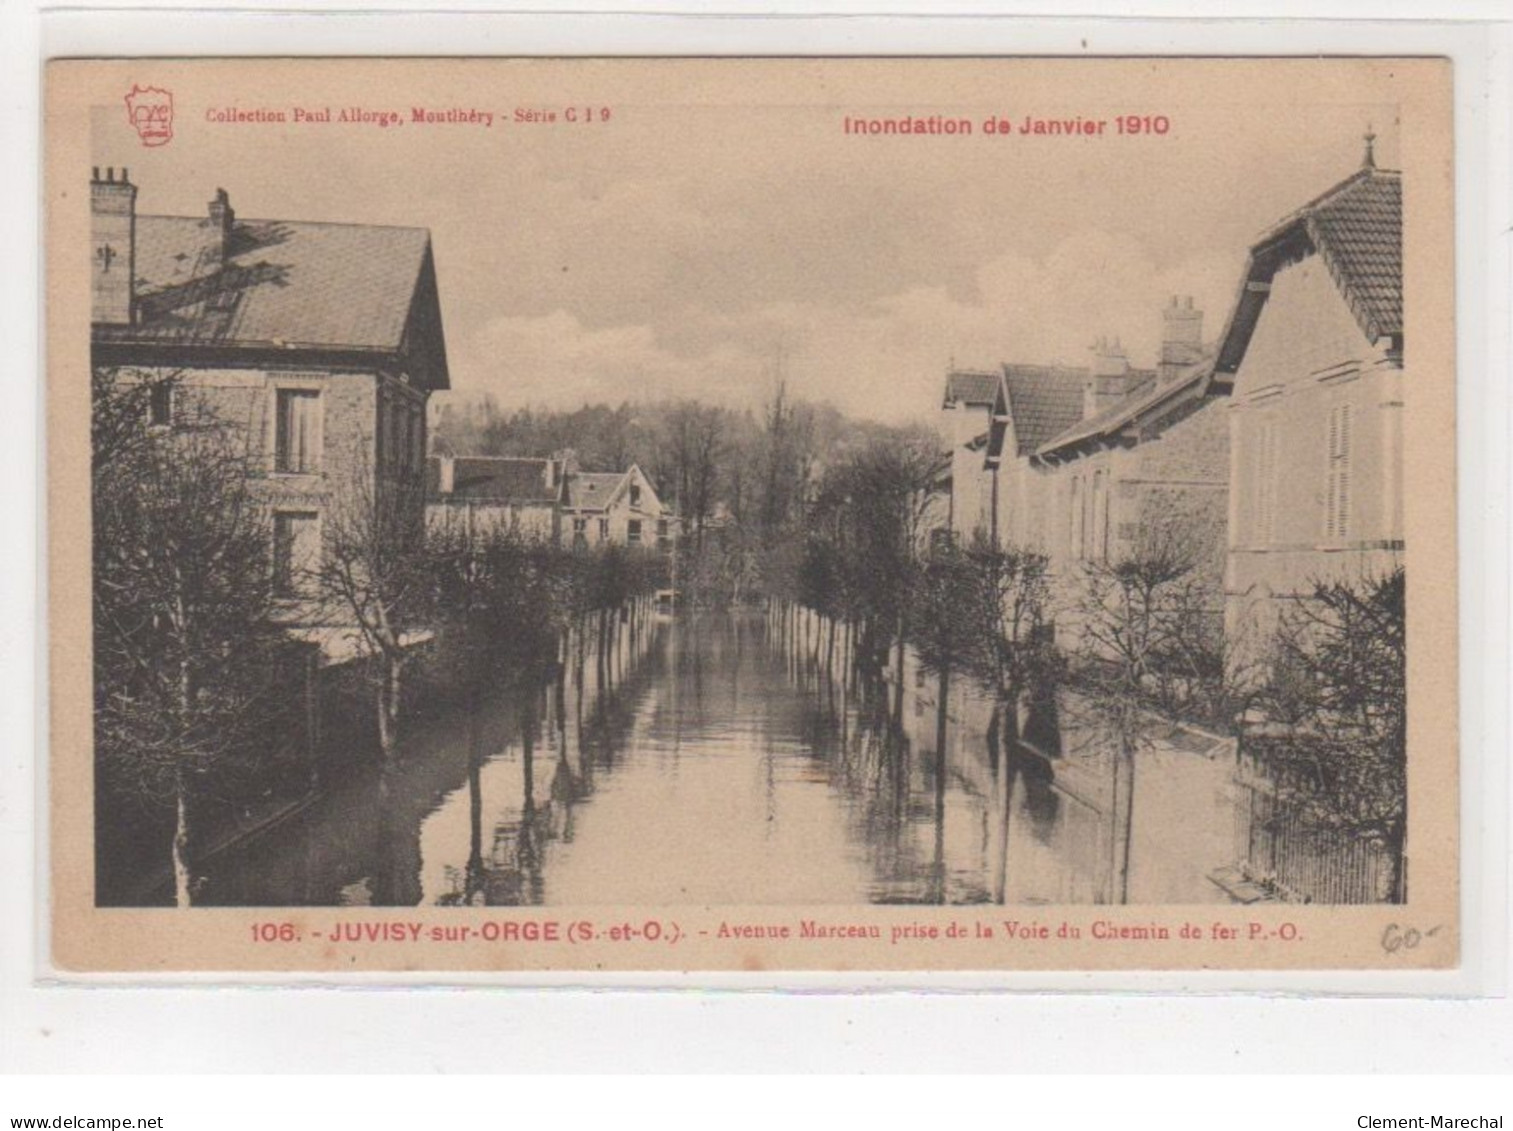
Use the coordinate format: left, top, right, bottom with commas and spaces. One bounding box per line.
1159, 295, 1204, 381
198, 187, 236, 276
1084, 335, 1130, 418
552, 448, 581, 476
543, 458, 559, 491
91, 167, 137, 325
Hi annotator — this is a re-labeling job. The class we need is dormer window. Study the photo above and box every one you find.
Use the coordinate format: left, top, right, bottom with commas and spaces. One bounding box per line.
630, 483, 641, 507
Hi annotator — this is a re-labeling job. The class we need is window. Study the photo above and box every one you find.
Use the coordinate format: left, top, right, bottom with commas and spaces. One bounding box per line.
630, 483, 642, 507
1090, 470, 1108, 561
400, 407, 415, 473
572, 517, 587, 550
1253, 417, 1279, 546
598, 517, 610, 541
657, 518, 671, 549
274, 389, 321, 473
272, 511, 319, 596
148, 381, 173, 428
627, 519, 642, 546
1325, 402, 1353, 540
386, 402, 401, 472
1069, 477, 1084, 561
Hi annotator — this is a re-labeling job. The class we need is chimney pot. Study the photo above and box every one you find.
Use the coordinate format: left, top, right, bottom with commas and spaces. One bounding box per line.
91, 166, 138, 325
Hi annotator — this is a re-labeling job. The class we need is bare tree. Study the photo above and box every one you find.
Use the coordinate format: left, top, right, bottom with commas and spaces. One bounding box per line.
1255, 568, 1407, 901
961, 534, 1060, 750
315, 455, 431, 761
1070, 513, 1230, 903
663, 401, 726, 548
92, 367, 285, 906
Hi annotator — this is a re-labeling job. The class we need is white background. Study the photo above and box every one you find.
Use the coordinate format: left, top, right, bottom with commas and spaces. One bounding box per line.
1, 0, 1509, 1098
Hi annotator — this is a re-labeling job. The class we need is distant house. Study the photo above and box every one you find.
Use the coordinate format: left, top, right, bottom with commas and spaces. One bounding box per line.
919, 453, 954, 552
1219, 150, 1403, 650
984, 361, 1091, 554
425, 455, 565, 543
89, 170, 450, 658
561, 464, 670, 550
940, 370, 1002, 542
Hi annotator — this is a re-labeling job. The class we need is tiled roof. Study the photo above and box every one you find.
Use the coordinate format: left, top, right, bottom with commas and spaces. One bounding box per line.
427, 456, 559, 503
565, 471, 630, 510
96, 212, 448, 387
1038, 364, 1206, 456
943, 370, 1001, 408
1215, 166, 1402, 376
1306, 170, 1402, 340
1001, 364, 1087, 455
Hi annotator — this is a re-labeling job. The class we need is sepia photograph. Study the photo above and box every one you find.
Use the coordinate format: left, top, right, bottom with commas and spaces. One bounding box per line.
47, 57, 1458, 972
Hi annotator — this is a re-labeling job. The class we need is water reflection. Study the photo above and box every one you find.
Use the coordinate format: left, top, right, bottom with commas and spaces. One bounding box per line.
197, 611, 1233, 907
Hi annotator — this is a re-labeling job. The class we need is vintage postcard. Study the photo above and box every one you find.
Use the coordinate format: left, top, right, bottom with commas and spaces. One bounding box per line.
46, 57, 1457, 975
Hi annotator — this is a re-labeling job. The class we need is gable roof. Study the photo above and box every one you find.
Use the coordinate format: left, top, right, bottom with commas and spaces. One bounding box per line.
564, 471, 631, 511
1037, 361, 1211, 459
999, 364, 1088, 457
1214, 166, 1401, 380
94, 212, 450, 389
426, 456, 561, 504
942, 370, 1002, 408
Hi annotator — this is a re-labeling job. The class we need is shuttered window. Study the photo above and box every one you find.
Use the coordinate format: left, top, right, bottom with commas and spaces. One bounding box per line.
1325, 402, 1353, 540
1069, 478, 1084, 561
1091, 470, 1108, 561
1254, 417, 1279, 545
274, 389, 321, 473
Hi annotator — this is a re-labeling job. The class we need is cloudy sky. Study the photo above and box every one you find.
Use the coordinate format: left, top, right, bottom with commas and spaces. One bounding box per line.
89, 59, 1405, 423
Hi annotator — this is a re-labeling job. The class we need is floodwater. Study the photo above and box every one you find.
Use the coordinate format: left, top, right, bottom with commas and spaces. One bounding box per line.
198, 611, 1238, 907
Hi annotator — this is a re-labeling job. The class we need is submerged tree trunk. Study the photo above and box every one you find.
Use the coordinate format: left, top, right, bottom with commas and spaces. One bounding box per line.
173, 640, 194, 908
992, 699, 1021, 906
931, 666, 950, 905
1117, 733, 1135, 906
376, 650, 403, 761
172, 766, 192, 908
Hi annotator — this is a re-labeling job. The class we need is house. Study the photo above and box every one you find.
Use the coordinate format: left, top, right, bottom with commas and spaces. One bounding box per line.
89, 169, 450, 657
560, 464, 670, 550
1218, 146, 1403, 653
939, 369, 1002, 542
920, 453, 954, 552
1027, 302, 1229, 643
425, 455, 565, 543
982, 360, 1091, 554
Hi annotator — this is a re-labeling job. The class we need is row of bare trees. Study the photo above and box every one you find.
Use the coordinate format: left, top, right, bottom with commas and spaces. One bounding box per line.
762, 426, 1407, 902
92, 367, 664, 906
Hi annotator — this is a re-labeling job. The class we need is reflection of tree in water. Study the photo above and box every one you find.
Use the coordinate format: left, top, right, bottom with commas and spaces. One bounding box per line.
781, 621, 947, 904
1015, 750, 1062, 847
434, 627, 664, 906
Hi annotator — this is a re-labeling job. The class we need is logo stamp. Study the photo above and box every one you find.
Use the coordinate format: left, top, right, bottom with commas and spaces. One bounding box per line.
125, 84, 174, 147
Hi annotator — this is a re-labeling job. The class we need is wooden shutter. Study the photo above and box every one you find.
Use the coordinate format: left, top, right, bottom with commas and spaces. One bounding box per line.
1326, 403, 1353, 540
1255, 418, 1277, 545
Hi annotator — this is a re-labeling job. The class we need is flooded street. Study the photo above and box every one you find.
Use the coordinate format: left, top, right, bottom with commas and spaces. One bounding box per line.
199, 612, 1237, 907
